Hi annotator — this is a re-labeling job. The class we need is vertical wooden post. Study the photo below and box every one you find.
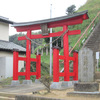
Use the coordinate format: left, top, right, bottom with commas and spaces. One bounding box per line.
73, 51, 78, 81
37, 49, 39, 55
36, 53, 41, 79
13, 50, 19, 80
53, 46, 59, 82
41, 48, 43, 56
61, 37, 63, 47
25, 30, 31, 80
63, 25, 70, 81
32, 44, 34, 54
46, 47, 48, 55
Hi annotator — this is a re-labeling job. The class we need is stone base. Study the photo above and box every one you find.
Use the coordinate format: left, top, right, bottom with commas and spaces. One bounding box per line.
22, 80, 33, 85
50, 81, 76, 89
74, 82, 99, 92
50, 82, 63, 89
35, 79, 41, 84
67, 91, 100, 97
16, 95, 65, 100
11, 80, 20, 86
73, 81, 78, 84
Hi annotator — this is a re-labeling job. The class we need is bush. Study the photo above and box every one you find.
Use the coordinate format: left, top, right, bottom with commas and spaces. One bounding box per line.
40, 75, 52, 93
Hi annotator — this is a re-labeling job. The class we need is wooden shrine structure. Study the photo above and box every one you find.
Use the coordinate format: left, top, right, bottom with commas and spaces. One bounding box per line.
12, 10, 89, 85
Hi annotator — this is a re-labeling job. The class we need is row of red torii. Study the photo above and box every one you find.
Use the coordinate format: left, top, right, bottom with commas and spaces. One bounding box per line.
12, 10, 88, 85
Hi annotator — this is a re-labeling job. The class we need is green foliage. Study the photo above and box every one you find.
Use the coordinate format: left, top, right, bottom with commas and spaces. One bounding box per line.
31, 53, 50, 75
66, 5, 76, 15
9, 0, 100, 79
9, 33, 26, 48
40, 75, 52, 93
18, 61, 36, 82
67, 0, 100, 52
44, 27, 63, 48
41, 62, 50, 75
0, 77, 12, 86
9, 32, 43, 49
31, 53, 50, 64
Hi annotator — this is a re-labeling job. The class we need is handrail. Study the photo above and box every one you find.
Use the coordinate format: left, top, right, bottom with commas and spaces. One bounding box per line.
69, 11, 100, 54
60, 11, 100, 72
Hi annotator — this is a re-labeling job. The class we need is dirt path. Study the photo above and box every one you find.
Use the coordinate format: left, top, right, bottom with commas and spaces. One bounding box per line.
0, 83, 100, 100
0, 83, 45, 93
34, 88, 100, 100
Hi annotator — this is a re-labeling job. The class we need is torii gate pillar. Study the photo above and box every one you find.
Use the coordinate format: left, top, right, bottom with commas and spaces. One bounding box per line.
12, 10, 88, 86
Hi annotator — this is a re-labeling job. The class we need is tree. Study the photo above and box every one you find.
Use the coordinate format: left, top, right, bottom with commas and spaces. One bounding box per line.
39, 75, 52, 93
66, 5, 76, 15
9, 33, 26, 48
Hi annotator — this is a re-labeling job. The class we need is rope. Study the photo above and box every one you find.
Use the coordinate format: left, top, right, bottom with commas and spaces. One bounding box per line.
25, 29, 69, 49
69, 11, 100, 54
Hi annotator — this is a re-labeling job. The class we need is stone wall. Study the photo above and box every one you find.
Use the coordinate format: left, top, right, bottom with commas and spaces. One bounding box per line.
15, 95, 64, 100
95, 72, 100, 79
84, 22, 100, 73
0, 52, 25, 80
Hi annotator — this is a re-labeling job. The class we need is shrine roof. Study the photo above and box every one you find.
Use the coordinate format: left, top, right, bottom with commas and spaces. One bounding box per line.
0, 40, 26, 53
0, 16, 14, 24
13, 10, 88, 27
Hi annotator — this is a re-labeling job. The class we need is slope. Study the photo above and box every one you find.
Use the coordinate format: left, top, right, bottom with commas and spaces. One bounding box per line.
68, 0, 100, 51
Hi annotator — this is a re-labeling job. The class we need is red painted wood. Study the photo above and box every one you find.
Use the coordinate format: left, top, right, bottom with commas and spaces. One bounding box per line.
69, 72, 75, 76
18, 57, 26, 61
18, 30, 80, 41
18, 72, 37, 76
73, 51, 78, 81
18, 72, 26, 76
18, 35, 26, 41
25, 30, 31, 80
15, 17, 83, 32
36, 54, 41, 79
30, 72, 37, 76
30, 58, 37, 62
63, 25, 70, 81
13, 51, 18, 80
68, 30, 81, 35
59, 55, 65, 60
69, 57, 75, 61
18, 31, 63, 40
59, 72, 65, 77
31, 31, 63, 39
53, 48, 59, 82
82, 14, 88, 20
13, 12, 84, 82
48, 17, 83, 29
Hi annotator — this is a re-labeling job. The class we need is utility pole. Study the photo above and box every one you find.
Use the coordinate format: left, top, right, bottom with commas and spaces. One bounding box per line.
50, 1, 52, 76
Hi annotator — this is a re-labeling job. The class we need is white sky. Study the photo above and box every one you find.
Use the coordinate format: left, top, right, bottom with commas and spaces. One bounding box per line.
0, 0, 87, 35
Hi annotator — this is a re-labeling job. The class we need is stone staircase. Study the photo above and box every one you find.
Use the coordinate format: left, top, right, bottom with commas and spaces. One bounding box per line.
82, 22, 100, 82
83, 22, 100, 51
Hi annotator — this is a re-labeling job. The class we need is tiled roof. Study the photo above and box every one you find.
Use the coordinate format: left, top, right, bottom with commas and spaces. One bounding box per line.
0, 16, 14, 24
0, 40, 26, 53
12, 10, 88, 27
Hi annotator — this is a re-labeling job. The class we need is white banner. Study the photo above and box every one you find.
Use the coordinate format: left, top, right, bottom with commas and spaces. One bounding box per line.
96, 52, 99, 59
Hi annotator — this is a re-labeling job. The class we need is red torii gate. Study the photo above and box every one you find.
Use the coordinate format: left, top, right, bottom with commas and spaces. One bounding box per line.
12, 10, 88, 85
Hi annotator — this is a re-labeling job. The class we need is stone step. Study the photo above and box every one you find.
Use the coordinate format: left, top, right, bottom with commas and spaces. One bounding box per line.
83, 22, 100, 48
85, 44, 94, 46
85, 45, 94, 48
85, 46, 94, 48
0, 96, 15, 100
0, 92, 16, 98
96, 79, 100, 83
67, 91, 100, 97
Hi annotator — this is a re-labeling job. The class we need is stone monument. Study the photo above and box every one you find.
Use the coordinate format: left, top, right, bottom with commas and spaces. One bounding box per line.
67, 47, 100, 96
78, 47, 94, 82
